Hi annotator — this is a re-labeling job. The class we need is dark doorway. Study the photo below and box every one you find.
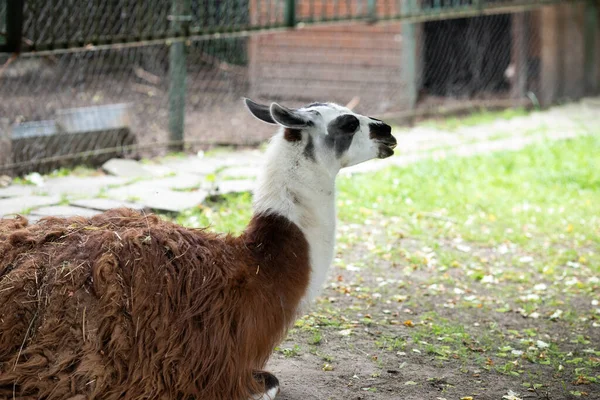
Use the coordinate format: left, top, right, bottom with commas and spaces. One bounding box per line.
422, 14, 512, 98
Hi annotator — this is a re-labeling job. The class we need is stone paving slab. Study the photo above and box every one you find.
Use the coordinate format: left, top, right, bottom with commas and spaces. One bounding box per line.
104, 177, 201, 199
211, 179, 255, 196
105, 185, 208, 213
136, 163, 175, 177
149, 174, 205, 191
30, 205, 102, 218
220, 166, 261, 179
102, 159, 156, 178
160, 158, 223, 176
70, 198, 147, 211
0, 184, 36, 198
136, 191, 209, 213
161, 151, 264, 176
0, 195, 61, 217
41, 176, 127, 196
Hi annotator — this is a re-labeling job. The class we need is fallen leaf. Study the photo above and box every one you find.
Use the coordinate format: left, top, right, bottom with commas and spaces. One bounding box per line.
536, 340, 550, 349
567, 224, 574, 232
574, 375, 591, 385
456, 244, 471, 253
550, 310, 563, 320
502, 390, 523, 400
403, 320, 414, 327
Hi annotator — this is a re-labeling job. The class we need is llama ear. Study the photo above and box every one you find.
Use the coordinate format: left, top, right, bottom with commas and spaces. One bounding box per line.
270, 103, 313, 129
244, 98, 276, 124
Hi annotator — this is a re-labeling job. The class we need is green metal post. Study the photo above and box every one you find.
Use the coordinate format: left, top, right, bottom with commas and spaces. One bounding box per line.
473, 0, 484, 12
511, 12, 529, 99
401, 0, 418, 109
368, 0, 377, 22
168, 0, 191, 152
285, 0, 296, 27
584, 0, 598, 94
4, 0, 24, 53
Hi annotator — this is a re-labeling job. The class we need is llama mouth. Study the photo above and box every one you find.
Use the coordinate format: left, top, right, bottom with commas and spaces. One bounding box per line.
376, 140, 397, 159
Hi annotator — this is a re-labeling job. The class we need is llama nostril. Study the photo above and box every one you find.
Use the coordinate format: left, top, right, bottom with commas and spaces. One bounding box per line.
379, 135, 397, 148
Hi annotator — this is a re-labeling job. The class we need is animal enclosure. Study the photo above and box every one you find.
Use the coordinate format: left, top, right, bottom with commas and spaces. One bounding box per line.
0, 0, 598, 175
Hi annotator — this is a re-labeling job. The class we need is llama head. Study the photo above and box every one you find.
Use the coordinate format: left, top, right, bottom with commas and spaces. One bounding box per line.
244, 99, 397, 173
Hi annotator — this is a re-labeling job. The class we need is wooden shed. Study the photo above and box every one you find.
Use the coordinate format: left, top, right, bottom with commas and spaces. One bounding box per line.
248, 1, 600, 113
248, 0, 407, 112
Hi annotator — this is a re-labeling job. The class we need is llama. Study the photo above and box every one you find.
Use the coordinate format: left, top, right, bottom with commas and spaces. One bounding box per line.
0, 99, 397, 400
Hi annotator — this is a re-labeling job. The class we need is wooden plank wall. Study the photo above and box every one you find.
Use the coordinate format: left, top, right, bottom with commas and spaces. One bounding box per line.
248, 0, 401, 25
247, 0, 407, 111
248, 22, 407, 111
537, 3, 594, 105
561, 2, 585, 100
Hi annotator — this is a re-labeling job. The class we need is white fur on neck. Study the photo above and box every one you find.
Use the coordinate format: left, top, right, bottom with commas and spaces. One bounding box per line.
253, 132, 337, 308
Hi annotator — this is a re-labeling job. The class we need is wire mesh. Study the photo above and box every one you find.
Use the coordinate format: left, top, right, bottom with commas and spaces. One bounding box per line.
0, 0, 594, 175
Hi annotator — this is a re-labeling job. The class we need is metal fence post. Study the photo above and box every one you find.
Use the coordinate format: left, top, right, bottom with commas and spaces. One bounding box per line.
0, 118, 12, 175
401, 0, 418, 110
4, 0, 24, 53
168, 0, 191, 152
511, 12, 529, 100
368, 0, 377, 22
584, 0, 598, 94
285, 0, 296, 27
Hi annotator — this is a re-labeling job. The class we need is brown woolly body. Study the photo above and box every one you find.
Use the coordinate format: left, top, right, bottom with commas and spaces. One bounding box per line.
0, 208, 310, 400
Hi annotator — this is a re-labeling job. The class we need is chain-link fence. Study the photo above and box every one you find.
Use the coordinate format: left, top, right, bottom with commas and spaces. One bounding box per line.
0, 0, 597, 175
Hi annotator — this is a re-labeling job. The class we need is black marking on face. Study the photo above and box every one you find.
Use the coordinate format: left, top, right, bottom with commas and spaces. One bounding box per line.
303, 134, 316, 161
368, 122, 394, 142
369, 116, 382, 122
326, 114, 360, 157
284, 128, 302, 142
369, 121, 397, 159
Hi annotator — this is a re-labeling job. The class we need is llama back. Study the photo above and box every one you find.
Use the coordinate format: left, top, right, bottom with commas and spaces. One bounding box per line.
0, 208, 261, 399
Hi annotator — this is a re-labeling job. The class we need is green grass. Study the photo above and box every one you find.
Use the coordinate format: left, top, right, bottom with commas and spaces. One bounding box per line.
337, 135, 600, 251
176, 192, 252, 234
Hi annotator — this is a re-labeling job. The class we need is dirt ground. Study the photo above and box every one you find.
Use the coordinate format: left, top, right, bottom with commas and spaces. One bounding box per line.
264, 226, 600, 400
